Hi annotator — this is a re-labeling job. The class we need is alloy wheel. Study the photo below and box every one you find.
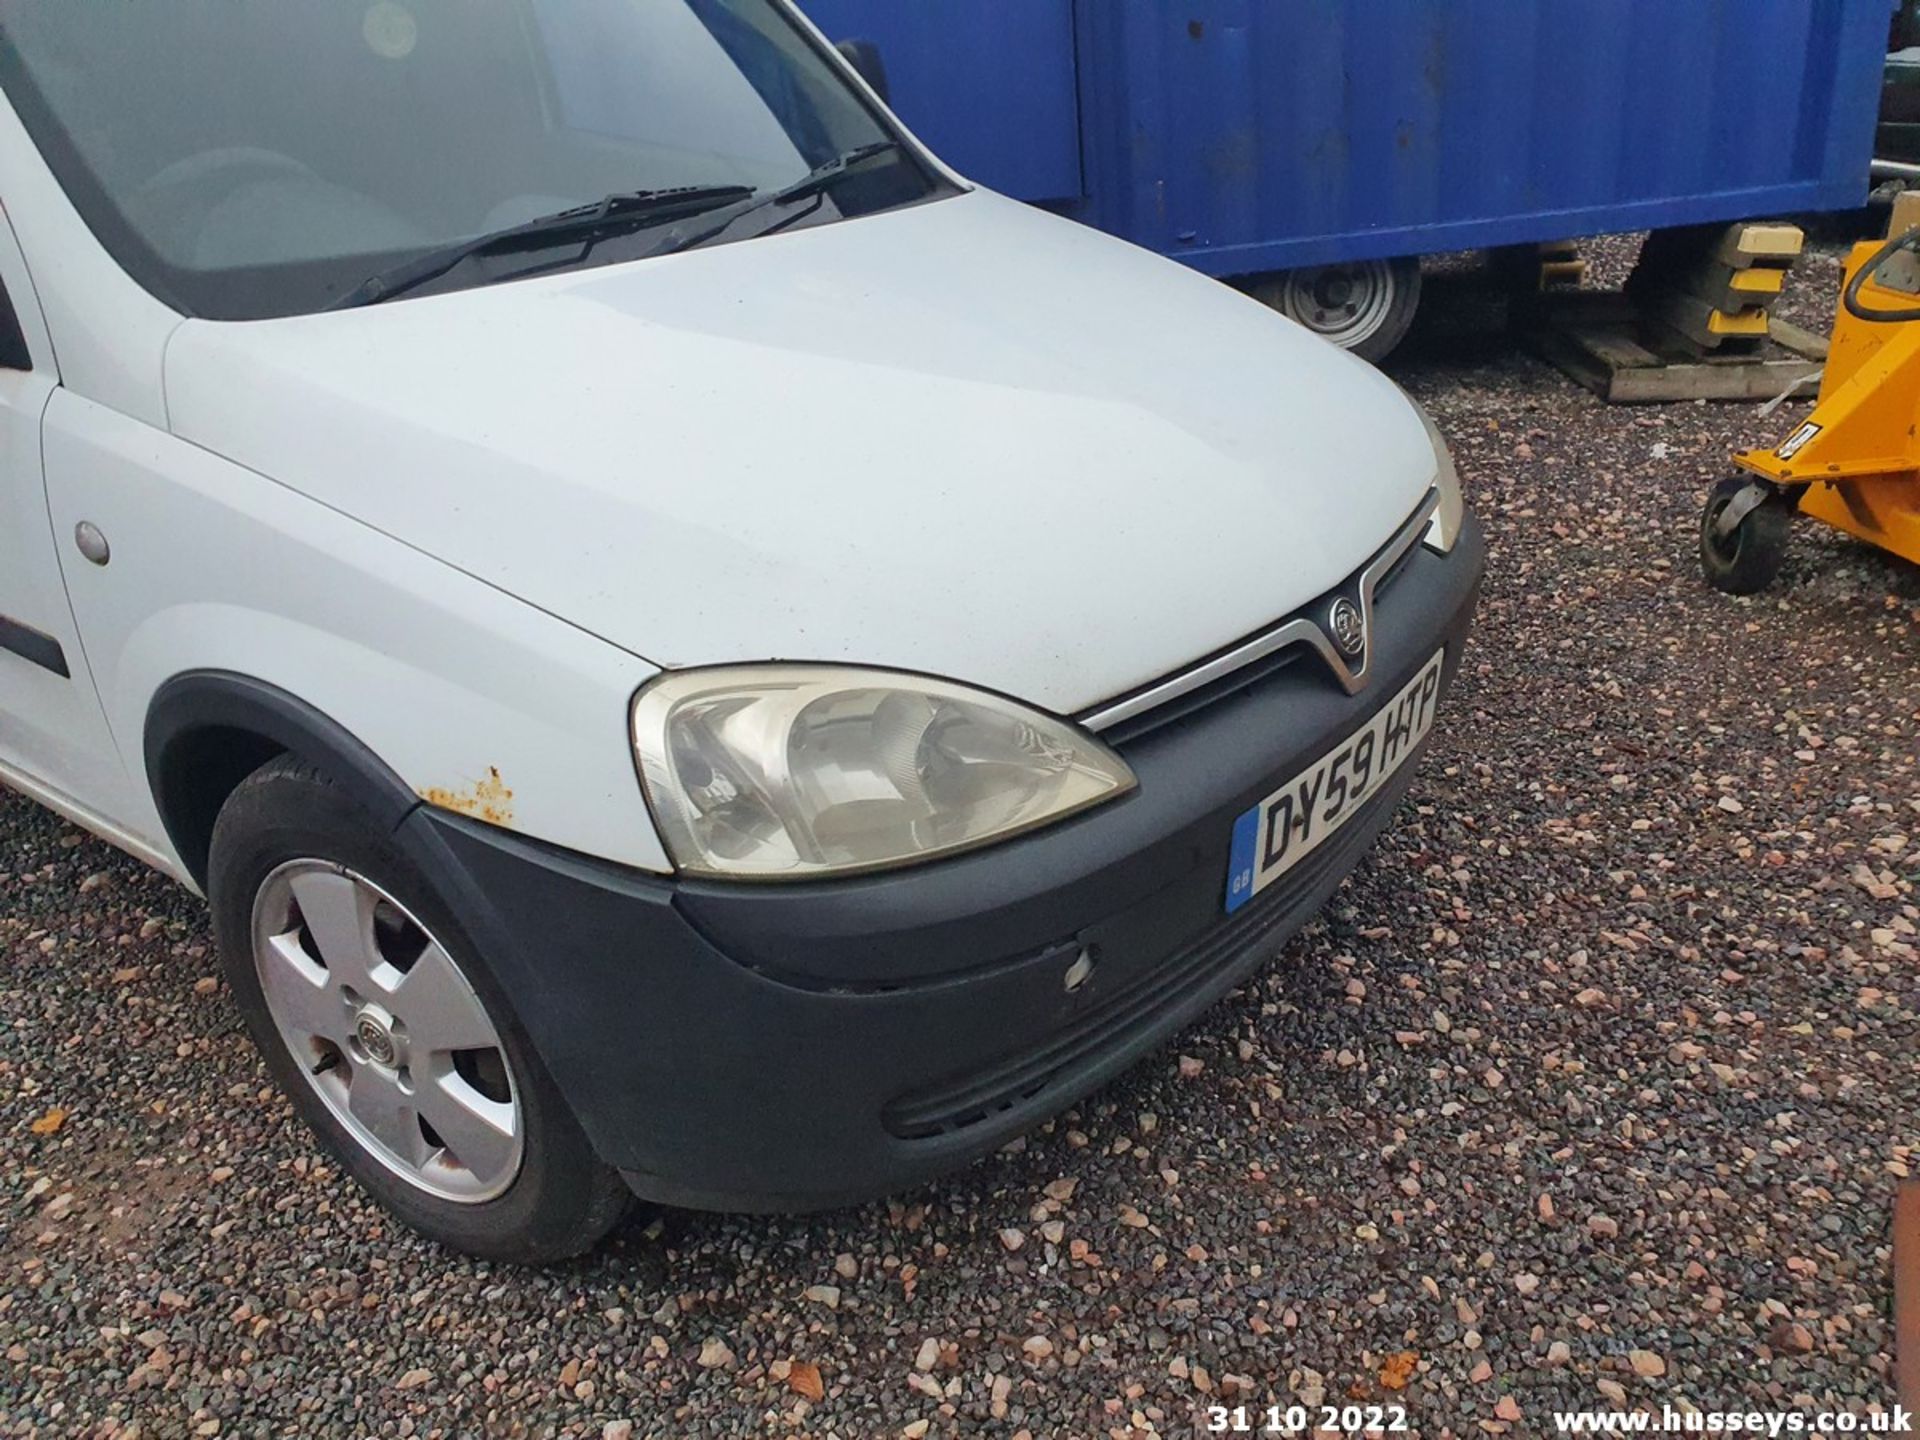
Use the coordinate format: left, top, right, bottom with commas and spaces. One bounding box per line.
250, 860, 523, 1203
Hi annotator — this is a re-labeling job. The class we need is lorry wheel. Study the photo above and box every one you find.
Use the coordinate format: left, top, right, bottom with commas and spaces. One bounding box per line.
1700, 476, 1792, 595
1249, 256, 1422, 363
207, 755, 631, 1263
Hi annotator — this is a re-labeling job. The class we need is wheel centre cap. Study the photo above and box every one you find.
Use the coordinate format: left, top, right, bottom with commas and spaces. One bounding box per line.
354, 1009, 399, 1067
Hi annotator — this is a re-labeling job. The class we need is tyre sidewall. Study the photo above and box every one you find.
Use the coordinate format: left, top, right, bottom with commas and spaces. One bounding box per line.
1348, 257, 1422, 364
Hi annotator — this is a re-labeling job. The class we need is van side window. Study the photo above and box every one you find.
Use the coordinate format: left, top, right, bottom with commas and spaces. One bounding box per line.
0, 282, 31, 371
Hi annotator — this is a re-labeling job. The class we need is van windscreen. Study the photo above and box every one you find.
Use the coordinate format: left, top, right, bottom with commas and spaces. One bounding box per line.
0, 0, 939, 318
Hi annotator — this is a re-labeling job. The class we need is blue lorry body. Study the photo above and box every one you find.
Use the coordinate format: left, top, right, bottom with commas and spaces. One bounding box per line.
801, 0, 1885, 276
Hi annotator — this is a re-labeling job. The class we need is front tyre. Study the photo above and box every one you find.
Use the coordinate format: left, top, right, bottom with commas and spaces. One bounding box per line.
1248, 256, 1423, 363
207, 755, 631, 1263
1700, 476, 1793, 595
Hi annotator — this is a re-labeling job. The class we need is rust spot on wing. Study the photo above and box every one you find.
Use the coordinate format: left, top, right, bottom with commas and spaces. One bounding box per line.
419, 766, 514, 827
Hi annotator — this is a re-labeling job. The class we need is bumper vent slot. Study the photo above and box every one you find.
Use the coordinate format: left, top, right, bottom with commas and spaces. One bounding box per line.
882, 792, 1388, 1141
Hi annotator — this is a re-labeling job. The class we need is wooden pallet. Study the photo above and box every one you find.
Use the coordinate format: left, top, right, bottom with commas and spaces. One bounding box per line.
1524, 292, 1827, 404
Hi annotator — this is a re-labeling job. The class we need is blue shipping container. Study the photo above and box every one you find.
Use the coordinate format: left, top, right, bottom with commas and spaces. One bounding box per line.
800, 0, 1885, 278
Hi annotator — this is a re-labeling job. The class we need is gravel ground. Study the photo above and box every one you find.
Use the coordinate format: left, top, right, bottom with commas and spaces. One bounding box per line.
4, 233, 1919, 1440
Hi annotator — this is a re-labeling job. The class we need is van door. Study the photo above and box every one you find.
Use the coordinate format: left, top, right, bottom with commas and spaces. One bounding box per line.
0, 207, 134, 828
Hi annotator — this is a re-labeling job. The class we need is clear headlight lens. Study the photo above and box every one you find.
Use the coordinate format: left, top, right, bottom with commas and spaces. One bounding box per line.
1417, 403, 1465, 554
632, 666, 1137, 879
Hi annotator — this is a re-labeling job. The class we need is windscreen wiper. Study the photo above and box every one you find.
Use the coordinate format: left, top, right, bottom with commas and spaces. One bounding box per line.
645, 141, 903, 260
327, 184, 755, 310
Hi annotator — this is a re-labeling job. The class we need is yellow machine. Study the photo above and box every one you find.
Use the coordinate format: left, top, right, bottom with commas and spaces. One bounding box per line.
1701, 227, 1920, 593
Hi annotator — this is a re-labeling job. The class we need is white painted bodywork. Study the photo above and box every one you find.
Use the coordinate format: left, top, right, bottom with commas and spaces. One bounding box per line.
164, 190, 1436, 714
42, 393, 669, 874
0, 49, 1437, 879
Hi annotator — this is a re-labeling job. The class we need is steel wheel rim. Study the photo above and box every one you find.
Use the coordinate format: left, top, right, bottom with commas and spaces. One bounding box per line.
1280, 260, 1396, 347
250, 859, 523, 1204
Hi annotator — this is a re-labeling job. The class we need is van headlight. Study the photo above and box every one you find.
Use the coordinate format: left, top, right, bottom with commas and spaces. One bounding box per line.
1417, 404, 1465, 554
632, 666, 1137, 879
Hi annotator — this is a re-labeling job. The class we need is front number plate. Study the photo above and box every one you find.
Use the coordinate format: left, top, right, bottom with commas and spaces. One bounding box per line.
1224, 650, 1445, 914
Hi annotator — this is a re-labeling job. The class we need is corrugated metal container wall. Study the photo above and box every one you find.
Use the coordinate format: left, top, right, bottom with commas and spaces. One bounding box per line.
801, 0, 1885, 278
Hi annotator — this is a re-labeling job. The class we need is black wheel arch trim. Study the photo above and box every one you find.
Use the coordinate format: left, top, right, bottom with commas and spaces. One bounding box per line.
143, 671, 421, 887
147, 674, 604, 1188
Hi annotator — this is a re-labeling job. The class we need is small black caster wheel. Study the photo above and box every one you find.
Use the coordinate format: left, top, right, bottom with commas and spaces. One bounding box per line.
1700, 476, 1792, 595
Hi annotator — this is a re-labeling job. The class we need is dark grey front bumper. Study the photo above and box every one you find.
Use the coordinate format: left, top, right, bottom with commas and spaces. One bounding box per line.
396, 516, 1486, 1210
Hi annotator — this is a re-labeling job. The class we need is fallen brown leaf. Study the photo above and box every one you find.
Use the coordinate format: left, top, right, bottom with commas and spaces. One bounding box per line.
1378, 1350, 1418, 1391
28, 1107, 65, 1136
786, 1359, 824, 1402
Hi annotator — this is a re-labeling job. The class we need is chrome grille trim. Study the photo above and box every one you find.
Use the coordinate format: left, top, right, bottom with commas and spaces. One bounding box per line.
1077, 489, 1439, 733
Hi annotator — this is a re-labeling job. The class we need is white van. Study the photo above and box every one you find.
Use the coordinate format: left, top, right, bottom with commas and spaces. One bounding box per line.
0, 0, 1480, 1260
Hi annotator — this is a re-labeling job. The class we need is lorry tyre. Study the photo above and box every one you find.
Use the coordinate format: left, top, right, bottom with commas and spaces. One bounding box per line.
1249, 256, 1422, 363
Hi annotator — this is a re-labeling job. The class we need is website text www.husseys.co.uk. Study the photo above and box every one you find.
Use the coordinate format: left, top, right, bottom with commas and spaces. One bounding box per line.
1552, 1407, 1912, 1435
